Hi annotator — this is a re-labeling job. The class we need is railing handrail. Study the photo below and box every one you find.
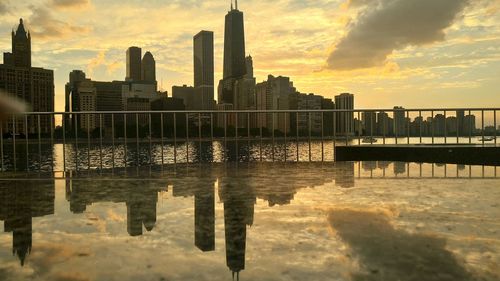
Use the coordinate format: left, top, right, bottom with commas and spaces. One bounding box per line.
6, 107, 500, 115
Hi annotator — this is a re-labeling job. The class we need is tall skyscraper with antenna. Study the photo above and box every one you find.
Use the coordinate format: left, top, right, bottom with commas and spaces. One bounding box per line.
219, 1, 247, 105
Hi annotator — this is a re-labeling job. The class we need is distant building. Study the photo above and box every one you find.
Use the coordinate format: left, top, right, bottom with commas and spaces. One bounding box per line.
141, 51, 156, 83
377, 111, 392, 136
126, 46, 142, 82
362, 111, 377, 136
463, 114, 476, 135
172, 85, 196, 110
456, 110, 465, 135
0, 19, 54, 134
335, 93, 354, 136
194, 31, 214, 110
255, 75, 292, 132
393, 106, 406, 136
295, 93, 322, 134
433, 114, 446, 136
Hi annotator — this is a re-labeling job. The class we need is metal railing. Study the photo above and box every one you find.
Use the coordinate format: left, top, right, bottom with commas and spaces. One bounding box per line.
0, 108, 498, 173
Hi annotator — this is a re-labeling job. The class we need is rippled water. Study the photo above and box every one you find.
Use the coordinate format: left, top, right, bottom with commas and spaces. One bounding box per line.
0, 162, 499, 281
1, 137, 497, 172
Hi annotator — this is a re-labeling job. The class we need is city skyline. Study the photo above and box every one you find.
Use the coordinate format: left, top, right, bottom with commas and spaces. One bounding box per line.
0, 0, 498, 113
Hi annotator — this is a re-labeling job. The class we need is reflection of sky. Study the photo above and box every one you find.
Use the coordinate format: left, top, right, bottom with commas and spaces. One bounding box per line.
0, 162, 499, 280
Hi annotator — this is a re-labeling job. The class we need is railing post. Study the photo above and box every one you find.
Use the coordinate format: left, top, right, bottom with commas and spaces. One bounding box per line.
272, 112, 275, 162
468, 110, 472, 144
321, 112, 324, 162
308, 112, 312, 162
284, 112, 288, 162
494, 110, 497, 146
50, 114, 54, 171
99, 113, 103, 171
444, 110, 447, 144
406, 110, 410, 144
13, 116, 16, 172
431, 110, 435, 144
419, 111, 422, 144
136, 113, 139, 167
111, 114, 115, 170
333, 109, 336, 161
75, 114, 79, 172
354, 111, 363, 145
235, 112, 239, 162
481, 110, 485, 146
0, 124, 3, 172
24, 115, 29, 172
124, 113, 127, 169
174, 113, 177, 164
186, 113, 189, 164
247, 112, 251, 161
87, 114, 91, 171
296, 112, 299, 162
62, 113, 66, 173
160, 113, 164, 166
198, 113, 202, 163
149, 113, 152, 166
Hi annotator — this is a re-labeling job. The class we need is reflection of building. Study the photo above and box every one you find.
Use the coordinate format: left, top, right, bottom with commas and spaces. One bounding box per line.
334, 162, 355, 188
66, 180, 166, 236
394, 162, 406, 175
1, 19, 54, 135
219, 176, 255, 279
0, 180, 55, 265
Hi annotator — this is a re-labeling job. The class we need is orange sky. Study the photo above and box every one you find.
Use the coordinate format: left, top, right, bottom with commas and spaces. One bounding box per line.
0, 0, 499, 113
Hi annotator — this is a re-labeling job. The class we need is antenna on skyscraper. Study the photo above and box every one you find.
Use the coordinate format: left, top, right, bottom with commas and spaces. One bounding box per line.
235, 0, 238, 10
231, 0, 233, 10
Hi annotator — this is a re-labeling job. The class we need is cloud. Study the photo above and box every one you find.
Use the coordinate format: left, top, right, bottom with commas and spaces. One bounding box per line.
0, 1, 9, 14
28, 6, 91, 39
51, 0, 90, 9
327, 0, 471, 70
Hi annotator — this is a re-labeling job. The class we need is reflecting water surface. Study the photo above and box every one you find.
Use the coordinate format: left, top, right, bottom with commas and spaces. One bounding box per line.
0, 162, 499, 280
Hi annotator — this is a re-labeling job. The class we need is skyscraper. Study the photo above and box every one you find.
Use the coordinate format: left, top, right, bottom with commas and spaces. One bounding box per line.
219, 1, 247, 105
126, 46, 142, 81
0, 19, 54, 134
141, 51, 156, 83
223, 2, 246, 80
194, 31, 214, 110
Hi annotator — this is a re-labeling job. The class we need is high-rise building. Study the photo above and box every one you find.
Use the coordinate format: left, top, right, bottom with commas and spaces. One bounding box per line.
255, 75, 292, 132
335, 93, 354, 136
393, 106, 406, 136
362, 111, 377, 136
218, 2, 247, 107
141, 51, 156, 83
126, 47, 142, 81
194, 31, 214, 110
295, 93, 323, 134
223, 3, 246, 80
456, 110, 465, 135
0, 19, 54, 134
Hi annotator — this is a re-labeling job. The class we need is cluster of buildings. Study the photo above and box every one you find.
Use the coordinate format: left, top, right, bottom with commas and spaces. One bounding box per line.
2, 11, 491, 140
360, 108, 478, 136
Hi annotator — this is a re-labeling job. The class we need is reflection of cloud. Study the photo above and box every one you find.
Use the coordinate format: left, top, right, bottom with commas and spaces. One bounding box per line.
328, 208, 476, 281
52, 0, 90, 9
327, 0, 471, 70
28, 6, 91, 39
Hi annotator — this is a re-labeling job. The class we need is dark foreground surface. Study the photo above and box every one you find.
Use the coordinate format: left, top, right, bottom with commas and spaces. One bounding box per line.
0, 162, 499, 281
336, 145, 500, 166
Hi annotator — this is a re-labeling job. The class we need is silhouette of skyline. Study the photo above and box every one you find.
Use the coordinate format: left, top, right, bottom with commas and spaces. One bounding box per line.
0, 0, 498, 114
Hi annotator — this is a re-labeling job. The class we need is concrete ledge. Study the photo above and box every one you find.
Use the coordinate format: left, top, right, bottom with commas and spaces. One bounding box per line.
335, 145, 500, 166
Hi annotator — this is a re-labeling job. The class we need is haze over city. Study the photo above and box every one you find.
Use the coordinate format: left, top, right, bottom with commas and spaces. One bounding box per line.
0, 0, 498, 113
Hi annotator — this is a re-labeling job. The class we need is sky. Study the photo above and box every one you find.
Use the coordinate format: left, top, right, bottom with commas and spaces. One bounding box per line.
0, 0, 499, 113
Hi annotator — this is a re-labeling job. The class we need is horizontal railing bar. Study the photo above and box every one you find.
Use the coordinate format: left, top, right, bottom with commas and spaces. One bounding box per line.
5, 108, 500, 115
